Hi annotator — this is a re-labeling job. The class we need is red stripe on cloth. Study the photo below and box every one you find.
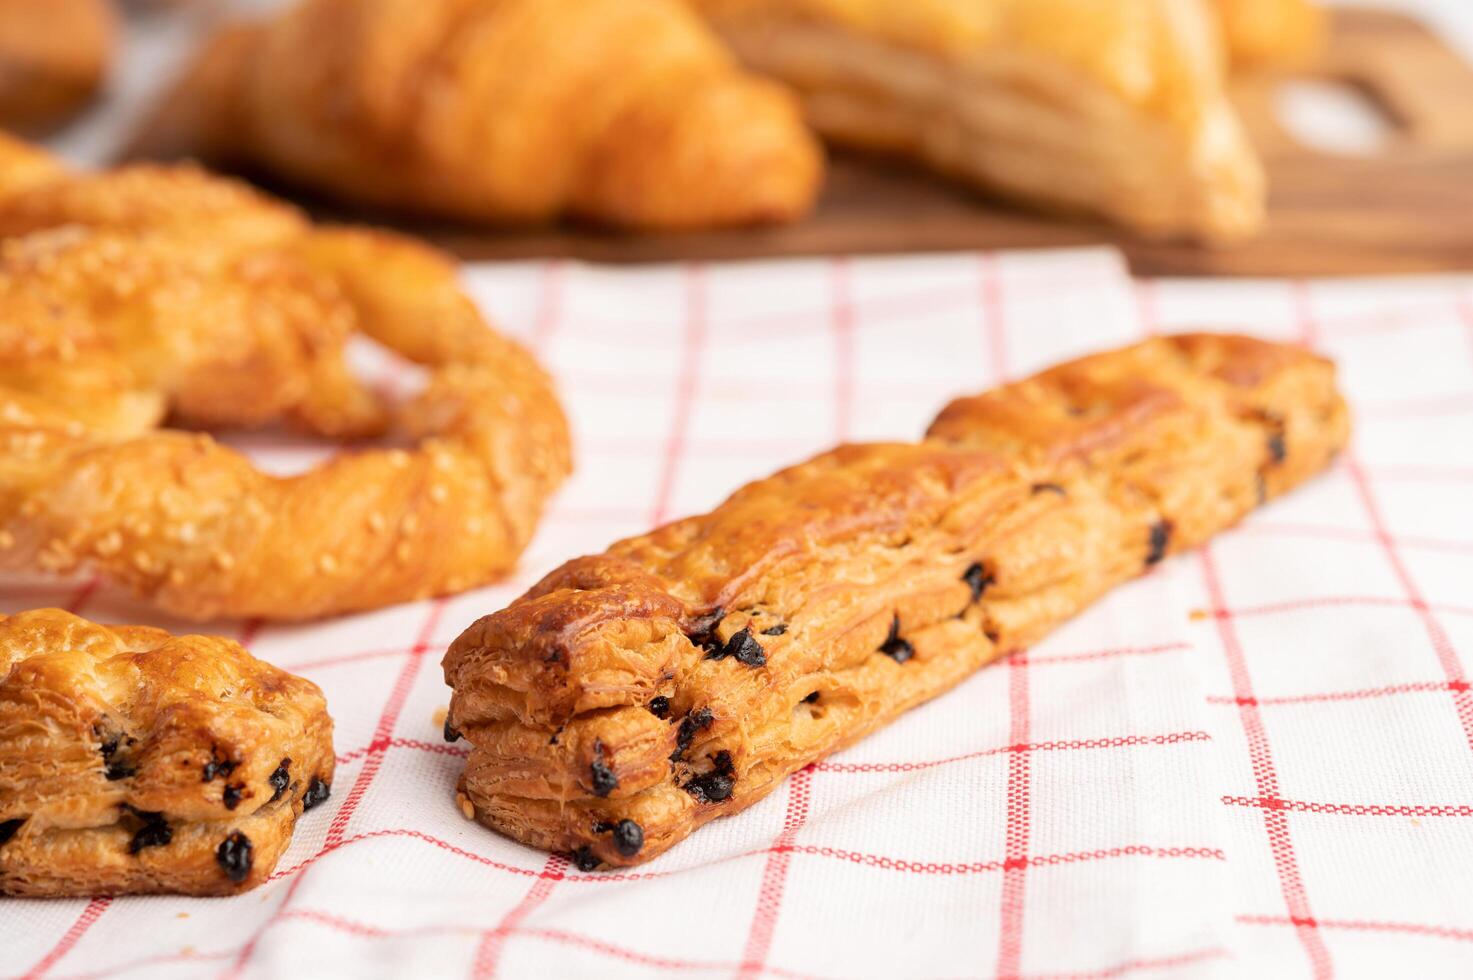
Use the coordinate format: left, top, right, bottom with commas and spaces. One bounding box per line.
1342, 456, 1473, 756
980, 254, 1008, 382
225, 599, 450, 978
335, 737, 468, 765
470, 853, 569, 980
1241, 521, 1473, 557
787, 843, 1225, 876
649, 265, 707, 526
267, 828, 545, 883
737, 767, 815, 979
996, 654, 1033, 980
1133, 279, 1159, 338
62, 577, 99, 616
528, 259, 563, 354
1023, 642, 1190, 665
815, 730, 1210, 774
831, 258, 855, 444
1223, 797, 1473, 818
1215, 595, 1473, 620
1200, 545, 1334, 979
1019, 945, 1231, 980
1239, 915, 1473, 945
20, 897, 111, 980
1206, 680, 1454, 707
276, 909, 833, 980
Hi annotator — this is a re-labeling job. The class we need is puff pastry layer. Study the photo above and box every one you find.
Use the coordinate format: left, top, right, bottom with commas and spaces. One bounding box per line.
693, 0, 1266, 241
0, 609, 334, 896
445, 334, 1349, 868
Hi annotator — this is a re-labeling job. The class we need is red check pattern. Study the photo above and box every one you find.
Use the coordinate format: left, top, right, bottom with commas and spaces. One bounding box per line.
3, 249, 1472, 979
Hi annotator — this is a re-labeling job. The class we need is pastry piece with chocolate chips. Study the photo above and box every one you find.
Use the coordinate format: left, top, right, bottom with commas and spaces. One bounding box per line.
0, 609, 334, 896
444, 334, 1349, 868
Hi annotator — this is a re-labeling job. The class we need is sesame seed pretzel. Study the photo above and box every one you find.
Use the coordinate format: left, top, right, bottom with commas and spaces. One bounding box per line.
0, 141, 570, 621
443, 334, 1349, 868
0, 608, 333, 896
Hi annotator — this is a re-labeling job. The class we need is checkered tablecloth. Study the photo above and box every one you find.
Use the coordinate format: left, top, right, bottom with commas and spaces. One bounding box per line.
3, 248, 1473, 979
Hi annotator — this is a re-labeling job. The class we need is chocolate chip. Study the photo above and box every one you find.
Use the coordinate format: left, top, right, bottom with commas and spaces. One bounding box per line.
672, 707, 714, 760
761, 623, 788, 636
128, 810, 172, 854
443, 719, 462, 743
962, 563, 994, 602
684, 751, 735, 803
216, 831, 253, 884
573, 847, 600, 872
0, 818, 23, 846
223, 783, 245, 810
647, 696, 671, 720
268, 760, 291, 803
686, 607, 725, 648
879, 616, 914, 664
201, 752, 237, 783
727, 628, 767, 667
802, 691, 820, 704
1146, 520, 1173, 566
303, 777, 331, 811
703, 626, 767, 667
612, 819, 644, 857
105, 762, 136, 781
1031, 482, 1067, 497
1267, 433, 1286, 465
590, 759, 618, 797
98, 734, 120, 761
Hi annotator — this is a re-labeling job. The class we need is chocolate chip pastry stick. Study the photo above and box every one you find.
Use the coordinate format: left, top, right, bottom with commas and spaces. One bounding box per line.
444, 334, 1349, 868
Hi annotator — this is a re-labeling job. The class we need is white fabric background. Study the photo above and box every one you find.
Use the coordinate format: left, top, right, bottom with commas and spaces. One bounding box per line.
3, 249, 1472, 979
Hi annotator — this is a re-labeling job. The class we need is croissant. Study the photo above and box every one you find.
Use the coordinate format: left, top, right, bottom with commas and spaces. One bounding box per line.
0, 140, 571, 621
0, 0, 115, 132
691, 0, 1266, 241
1212, 0, 1323, 67
147, 0, 823, 230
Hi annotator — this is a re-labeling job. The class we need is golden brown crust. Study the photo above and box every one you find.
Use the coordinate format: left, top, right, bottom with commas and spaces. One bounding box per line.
1212, 0, 1323, 68
0, 146, 571, 621
444, 334, 1349, 867
149, 0, 823, 230
0, 609, 334, 896
692, 0, 1265, 241
0, 0, 115, 132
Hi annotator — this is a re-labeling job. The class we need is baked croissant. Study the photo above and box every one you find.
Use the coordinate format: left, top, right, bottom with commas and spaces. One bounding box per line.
692, 0, 1266, 241
1212, 0, 1323, 67
0, 0, 115, 132
0, 139, 571, 621
147, 0, 823, 230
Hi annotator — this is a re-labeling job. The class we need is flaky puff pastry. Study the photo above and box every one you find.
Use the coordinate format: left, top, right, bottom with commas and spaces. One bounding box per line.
692, 0, 1265, 241
0, 142, 571, 621
149, 0, 822, 230
0, 0, 115, 132
0, 609, 334, 896
444, 335, 1349, 868
1212, 0, 1323, 68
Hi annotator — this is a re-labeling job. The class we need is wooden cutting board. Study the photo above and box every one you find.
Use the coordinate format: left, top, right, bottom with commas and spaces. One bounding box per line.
127, 8, 1473, 276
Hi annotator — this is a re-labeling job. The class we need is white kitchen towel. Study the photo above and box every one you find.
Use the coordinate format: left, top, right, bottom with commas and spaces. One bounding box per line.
3, 248, 1472, 980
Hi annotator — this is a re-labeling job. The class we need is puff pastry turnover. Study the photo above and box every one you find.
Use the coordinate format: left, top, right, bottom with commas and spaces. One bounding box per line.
692, 0, 1266, 241
0, 141, 570, 621
0, 609, 334, 896
148, 0, 823, 230
444, 334, 1349, 868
